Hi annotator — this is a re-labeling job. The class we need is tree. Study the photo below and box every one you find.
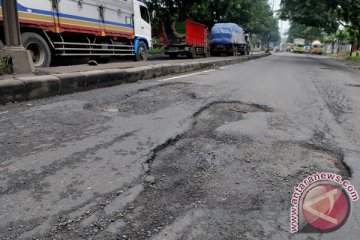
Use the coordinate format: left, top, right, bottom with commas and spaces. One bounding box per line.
280, 0, 360, 54
279, 0, 339, 34
148, 0, 280, 49
286, 22, 326, 43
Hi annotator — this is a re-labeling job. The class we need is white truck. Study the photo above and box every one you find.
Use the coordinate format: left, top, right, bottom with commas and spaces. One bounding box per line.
0, 0, 152, 67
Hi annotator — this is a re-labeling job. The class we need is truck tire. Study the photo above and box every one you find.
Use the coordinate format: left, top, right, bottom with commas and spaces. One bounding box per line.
135, 41, 148, 61
21, 32, 51, 68
203, 47, 210, 58
90, 56, 110, 64
229, 46, 237, 56
186, 48, 196, 59
169, 53, 178, 59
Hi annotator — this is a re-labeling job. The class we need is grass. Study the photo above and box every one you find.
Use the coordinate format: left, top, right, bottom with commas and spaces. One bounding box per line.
346, 55, 360, 63
148, 47, 164, 55
0, 56, 13, 75
327, 51, 360, 63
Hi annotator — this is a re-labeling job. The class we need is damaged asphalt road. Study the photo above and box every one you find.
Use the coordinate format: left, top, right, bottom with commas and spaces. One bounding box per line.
0, 53, 360, 239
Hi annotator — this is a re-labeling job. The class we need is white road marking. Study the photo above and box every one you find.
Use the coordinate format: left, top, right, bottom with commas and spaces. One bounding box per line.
219, 65, 231, 70
158, 69, 215, 82
219, 63, 241, 69
0, 111, 9, 115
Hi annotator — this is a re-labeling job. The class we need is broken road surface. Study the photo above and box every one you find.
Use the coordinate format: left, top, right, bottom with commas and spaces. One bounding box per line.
1, 53, 360, 239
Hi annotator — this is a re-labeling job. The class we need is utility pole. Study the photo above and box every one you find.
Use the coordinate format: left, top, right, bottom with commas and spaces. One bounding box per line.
0, 0, 34, 74
267, 0, 276, 51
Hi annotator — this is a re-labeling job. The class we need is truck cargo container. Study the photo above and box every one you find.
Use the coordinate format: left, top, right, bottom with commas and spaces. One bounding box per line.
0, 0, 152, 67
159, 20, 208, 59
209, 23, 250, 56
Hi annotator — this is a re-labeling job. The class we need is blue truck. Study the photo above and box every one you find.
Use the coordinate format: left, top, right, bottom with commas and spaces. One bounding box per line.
210, 23, 250, 56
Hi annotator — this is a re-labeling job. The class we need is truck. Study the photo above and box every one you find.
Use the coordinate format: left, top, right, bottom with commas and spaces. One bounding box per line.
311, 40, 324, 55
0, 0, 152, 67
293, 38, 306, 53
209, 23, 250, 56
159, 20, 208, 59
286, 43, 294, 52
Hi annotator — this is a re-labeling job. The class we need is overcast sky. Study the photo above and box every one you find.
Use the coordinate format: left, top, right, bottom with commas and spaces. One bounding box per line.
269, 0, 290, 39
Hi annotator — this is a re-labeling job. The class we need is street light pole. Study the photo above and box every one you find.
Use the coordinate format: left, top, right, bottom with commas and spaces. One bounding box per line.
2, 0, 22, 47
0, 0, 34, 74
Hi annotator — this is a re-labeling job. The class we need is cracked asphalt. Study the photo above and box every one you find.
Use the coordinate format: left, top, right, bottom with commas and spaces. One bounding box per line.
0, 53, 360, 240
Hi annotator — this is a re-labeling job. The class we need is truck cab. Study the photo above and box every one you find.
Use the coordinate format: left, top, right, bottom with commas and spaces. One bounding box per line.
133, 0, 152, 59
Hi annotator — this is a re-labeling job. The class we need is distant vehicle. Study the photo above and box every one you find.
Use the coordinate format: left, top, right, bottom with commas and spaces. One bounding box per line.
209, 23, 250, 56
0, 0, 152, 67
304, 46, 311, 53
286, 43, 294, 52
311, 40, 324, 55
159, 20, 208, 59
293, 38, 306, 53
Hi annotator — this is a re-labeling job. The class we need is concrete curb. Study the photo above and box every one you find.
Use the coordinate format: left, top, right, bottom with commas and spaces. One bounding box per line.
0, 53, 270, 105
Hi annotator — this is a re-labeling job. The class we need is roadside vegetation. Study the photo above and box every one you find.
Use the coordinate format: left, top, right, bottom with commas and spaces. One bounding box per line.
280, 0, 360, 56
346, 54, 360, 63
0, 56, 13, 75
147, 0, 281, 49
148, 47, 164, 55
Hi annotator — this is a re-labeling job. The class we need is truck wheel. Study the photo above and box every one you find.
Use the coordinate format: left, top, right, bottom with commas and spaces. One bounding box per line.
135, 41, 148, 61
90, 56, 110, 64
229, 46, 237, 56
203, 48, 210, 58
21, 32, 51, 67
169, 53, 178, 59
186, 48, 196, 59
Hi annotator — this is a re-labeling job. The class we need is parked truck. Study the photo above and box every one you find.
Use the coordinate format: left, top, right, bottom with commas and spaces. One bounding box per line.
159, 20, 208, 59
311, 40, 324, 55
209, 23, 250, 56
0, 0, 152, 67
293, 38, 306, 53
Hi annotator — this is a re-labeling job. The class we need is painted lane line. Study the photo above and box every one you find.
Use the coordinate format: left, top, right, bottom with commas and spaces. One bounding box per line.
0, 111, 9, 115
219, 66, 231, 70
158, 69, 215, 82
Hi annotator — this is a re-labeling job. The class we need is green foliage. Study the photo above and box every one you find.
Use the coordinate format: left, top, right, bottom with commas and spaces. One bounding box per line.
0, 56, 13, 75
148, 47, 164, 55
279, 0, 339, 34
347, 55, 360, 63
280, 0, 360, 49
148, 0, 281, 42
287, 22, 326, 43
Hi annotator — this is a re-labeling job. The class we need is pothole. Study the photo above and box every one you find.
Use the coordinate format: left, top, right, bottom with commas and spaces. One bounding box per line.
25, 101, 351, 239
116, 101, 349, 239
85, 82, 198, 116
137, 82, 191, 93
118, 101, 273, 239
345, 84, 360, 88
320, 67, 338, 70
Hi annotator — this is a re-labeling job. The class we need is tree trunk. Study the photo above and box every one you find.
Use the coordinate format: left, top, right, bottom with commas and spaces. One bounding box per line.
357, 33, 360, 56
